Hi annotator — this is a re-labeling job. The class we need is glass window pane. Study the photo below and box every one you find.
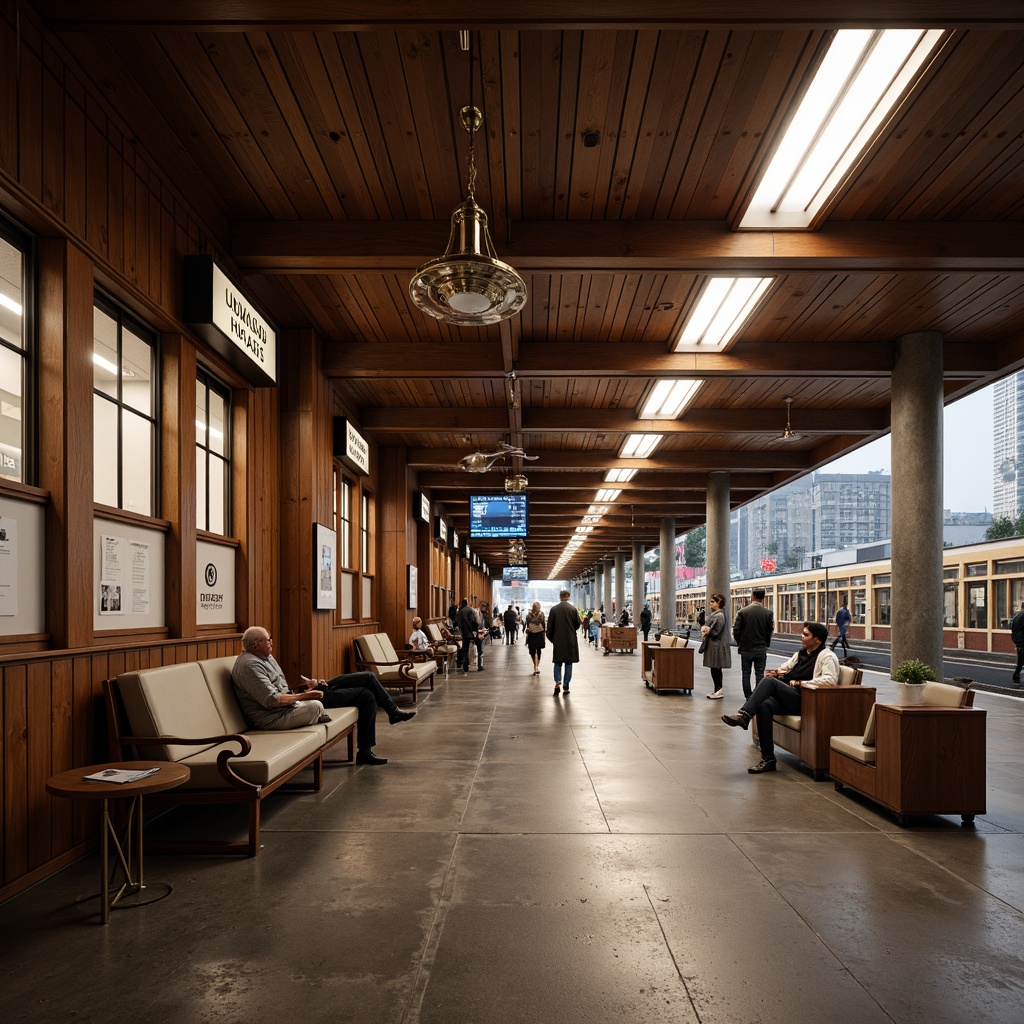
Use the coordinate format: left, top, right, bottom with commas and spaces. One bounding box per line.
0, 345, 23, 481
93, 395, 119, 505
196, 445, 208, 530
208, 454, 226, 534
121, 327, 153, 416
196, 383, 208, 442
943, 584, 958, 627
93, 307, 119, 400
0, 236, 24, 350
208, 390, 227, 456
121, 409, 152, 516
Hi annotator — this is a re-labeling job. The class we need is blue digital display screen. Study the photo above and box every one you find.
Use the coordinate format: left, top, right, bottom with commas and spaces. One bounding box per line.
503, 565, 529, 581
469, 493, 528, 538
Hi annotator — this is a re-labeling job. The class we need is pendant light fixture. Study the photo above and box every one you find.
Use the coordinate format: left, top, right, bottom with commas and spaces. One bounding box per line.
409, 33, 526, 326
781, 397, 801, 441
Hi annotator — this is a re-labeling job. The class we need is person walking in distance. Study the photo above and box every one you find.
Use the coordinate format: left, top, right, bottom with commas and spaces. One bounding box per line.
547, 590, 581, 695
831, 598, 851, 657
1011, 601, 1024, 685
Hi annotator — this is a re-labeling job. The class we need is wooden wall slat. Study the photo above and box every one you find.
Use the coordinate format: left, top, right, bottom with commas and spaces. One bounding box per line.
50, 660, 74, 855
4, 666, 28, 885
0, 3, 16, 177
26, 663, 52, 870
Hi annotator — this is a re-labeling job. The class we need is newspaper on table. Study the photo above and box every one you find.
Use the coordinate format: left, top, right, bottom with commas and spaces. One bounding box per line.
84, 767, 161, 784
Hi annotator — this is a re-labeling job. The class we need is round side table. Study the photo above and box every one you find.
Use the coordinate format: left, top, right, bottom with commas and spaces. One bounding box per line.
47, 761, 190, 924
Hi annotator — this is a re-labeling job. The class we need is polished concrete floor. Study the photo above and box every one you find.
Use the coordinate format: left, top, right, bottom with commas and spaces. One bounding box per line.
3, 639, 1024, 1023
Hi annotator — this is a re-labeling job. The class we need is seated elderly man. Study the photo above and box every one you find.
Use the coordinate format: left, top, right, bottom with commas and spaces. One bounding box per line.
721, 621, 840, 774
232, 626, 414, 766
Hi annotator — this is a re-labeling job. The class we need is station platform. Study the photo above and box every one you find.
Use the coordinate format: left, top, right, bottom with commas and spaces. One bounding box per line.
2, 641, 1022, 1023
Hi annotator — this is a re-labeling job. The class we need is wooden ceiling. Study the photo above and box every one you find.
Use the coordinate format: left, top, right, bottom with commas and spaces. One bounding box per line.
31, 2, 1024, 577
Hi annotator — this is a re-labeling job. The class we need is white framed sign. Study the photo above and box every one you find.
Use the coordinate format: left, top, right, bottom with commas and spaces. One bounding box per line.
407, 564, 417, 609
314, 522, 337, 610
334, 417, 370, 476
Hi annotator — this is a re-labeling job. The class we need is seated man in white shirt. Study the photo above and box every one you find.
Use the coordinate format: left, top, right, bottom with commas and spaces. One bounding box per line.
721, 621, 840, 775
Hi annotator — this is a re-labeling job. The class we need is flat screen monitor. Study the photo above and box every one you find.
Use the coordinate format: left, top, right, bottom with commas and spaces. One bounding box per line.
503, 565, 529, 582
469, 493, 528, 538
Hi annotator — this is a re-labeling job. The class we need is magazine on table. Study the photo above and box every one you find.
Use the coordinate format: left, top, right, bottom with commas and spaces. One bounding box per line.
83, 767, 161, 784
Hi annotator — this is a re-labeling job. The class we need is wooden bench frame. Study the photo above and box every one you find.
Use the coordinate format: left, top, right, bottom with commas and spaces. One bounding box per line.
103, 675, 355, 857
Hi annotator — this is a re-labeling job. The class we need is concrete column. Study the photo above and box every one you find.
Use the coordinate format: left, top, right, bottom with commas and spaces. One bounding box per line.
891, 331, 945, 676
660, 517, 676, 630
594, 564, 604, 613
615, 551, 626, 620
604, 558, 614, 615
706, 471, 731, 615
632, 540, 646, 612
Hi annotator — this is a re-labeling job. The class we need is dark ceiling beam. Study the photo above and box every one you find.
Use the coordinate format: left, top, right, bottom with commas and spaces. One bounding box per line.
411, 448, 813, 472
325, 340, 998, 379
418, 471, 777, 490
361, 406, 889, 434
35, 2, 1024, 31
230, 220, 1024, 272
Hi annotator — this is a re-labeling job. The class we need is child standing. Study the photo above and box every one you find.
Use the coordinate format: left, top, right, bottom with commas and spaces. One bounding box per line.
409, 616, 430, 652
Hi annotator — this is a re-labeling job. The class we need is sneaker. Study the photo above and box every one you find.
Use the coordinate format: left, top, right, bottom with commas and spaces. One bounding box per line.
553, 684, 561, 696
748, 758, 777, 774
706, 690, 724, 700
388, 709, 416, 725
722, 711, 750, 730
356, 750, 388, 765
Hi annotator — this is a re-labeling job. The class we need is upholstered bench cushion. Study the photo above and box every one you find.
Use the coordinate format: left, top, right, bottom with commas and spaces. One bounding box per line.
830, 733, 876, 764
774, 714, 802, 730
119, 664, 227, 762
179, 730, 325, 788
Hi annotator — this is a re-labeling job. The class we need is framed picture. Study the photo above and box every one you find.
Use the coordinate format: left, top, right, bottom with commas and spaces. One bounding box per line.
314, 522, 337, 610
407, 564, 418, 609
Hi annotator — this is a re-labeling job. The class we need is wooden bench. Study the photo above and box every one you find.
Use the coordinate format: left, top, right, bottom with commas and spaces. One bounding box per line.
756, 666, 875, 779
353, 632, 437, 701
829, 682, 985, 825
425, 622, 460, 678
105, 656, 358, 857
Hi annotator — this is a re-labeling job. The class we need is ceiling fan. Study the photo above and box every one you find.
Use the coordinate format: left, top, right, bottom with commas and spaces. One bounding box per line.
458, 441, 538, 474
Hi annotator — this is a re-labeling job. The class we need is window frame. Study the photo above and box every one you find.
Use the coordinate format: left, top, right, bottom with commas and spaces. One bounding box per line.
92, 294, 160, 516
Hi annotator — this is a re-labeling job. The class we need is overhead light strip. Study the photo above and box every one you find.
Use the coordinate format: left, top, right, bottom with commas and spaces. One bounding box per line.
639, 379, 703, 419
674, 277, 773, 352
739, 29, 944, 229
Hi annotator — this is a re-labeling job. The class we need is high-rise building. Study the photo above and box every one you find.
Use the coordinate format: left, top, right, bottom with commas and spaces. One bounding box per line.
993, 373, 1023, 519
733, 471, 892, 575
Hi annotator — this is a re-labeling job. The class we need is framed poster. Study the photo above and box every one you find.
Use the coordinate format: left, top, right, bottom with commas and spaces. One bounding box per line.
314, 522, 337, 610
407, 564, 418, 609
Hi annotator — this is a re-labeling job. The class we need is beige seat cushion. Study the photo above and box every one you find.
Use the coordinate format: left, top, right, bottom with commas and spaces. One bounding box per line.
837, 665, 862, 686
357, 632, 436, 684
661, 635, 677, 649
178, 730, 324, 788
118, 664, 227, 762
830, 733, 876, 764
920, 681, 970, 706
774, 714, 802, 731
862, 705, 877, 745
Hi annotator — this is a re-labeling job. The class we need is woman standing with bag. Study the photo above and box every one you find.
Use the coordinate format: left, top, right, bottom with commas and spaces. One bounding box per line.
524, 601, 546, 675
701, 593, 731, 699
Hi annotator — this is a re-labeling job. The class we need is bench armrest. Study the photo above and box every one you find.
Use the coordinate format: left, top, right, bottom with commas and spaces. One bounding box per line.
119, 733, 259, 792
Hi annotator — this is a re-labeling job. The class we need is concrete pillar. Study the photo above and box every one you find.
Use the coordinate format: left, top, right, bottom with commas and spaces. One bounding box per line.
604, 558, 614, 615
594, 564, 604, 613
706, 471, 731, 617
660, 517, 676, 630
615, 551, 626, 620
632, 540, 646, 612
891, 331, 945, 676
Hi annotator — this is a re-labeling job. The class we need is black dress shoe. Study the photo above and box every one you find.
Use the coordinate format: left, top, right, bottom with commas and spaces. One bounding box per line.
388, 709, 416, 724
748, 758, 777, 774
356, 750, 388, 765
722, 711, 750, 730
316, 713, 333, 724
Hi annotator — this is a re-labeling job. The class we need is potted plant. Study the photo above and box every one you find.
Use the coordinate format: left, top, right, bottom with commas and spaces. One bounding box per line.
892, 658, 938, 705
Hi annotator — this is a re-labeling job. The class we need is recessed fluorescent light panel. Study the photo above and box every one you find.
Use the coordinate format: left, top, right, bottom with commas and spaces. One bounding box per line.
639, 379, 703, 419
739, 29, 944, 229
604, 468, 637, 483
619, 433, 662, 459
595, 488, 622, 503
674, 278, 773, 352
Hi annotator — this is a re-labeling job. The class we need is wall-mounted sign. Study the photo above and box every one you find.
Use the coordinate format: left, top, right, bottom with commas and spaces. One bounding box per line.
333, 417, 370, 476
434, 516, 448, 544
183, 255, 277, 387
451, 529, 460, 551
464, 543, 471, 559
197, 540, 236, 625
412, 491, 430, 523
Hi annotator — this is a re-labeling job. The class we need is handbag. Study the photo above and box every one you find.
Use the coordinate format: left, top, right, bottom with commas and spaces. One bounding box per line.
697, 637, 708, 654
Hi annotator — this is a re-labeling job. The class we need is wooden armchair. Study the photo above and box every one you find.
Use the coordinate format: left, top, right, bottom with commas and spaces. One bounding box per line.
353, 632, 436, 701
